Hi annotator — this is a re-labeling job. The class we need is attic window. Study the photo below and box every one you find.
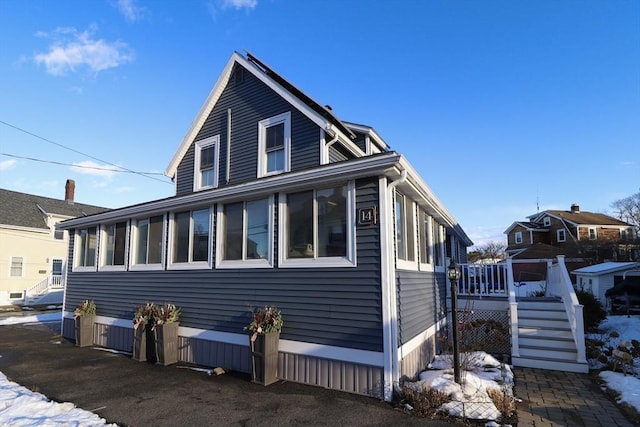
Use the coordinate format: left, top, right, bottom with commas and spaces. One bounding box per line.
194, 136, 220, 191
543, 217, 551, 227
258, 112, 291, 178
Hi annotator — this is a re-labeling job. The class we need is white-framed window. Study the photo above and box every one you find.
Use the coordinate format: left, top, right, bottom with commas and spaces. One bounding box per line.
543, 217, 551, 227
194, 135, 220, 191
258, 112, 291, 178
557, 229, 566, 242
168, 207, 212, 269
99, 221, 128, 270
433, 220, 445, 269
130, 215, 165, 270
620, 229, 628, 240
588, 227, 597, 240
279, 181, 355, 268
515, 231, 523, 244
216, 196, 274, 269
395, 191, 417, 270
74, 227, 98, 271
418, 210, 433, 270
9, 256, 24, 277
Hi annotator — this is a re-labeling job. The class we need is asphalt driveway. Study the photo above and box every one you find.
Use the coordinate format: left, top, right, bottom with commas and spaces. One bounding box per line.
0, 322, 451, 426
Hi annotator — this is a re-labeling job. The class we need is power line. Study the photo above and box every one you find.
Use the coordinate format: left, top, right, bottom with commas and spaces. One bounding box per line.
1, 152, 168, 177
0, 120, 171, 184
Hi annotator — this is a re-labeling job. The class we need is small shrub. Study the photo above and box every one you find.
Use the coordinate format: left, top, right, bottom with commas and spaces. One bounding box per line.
575, 289, 606, 332
401, 385, 450, 418
487, 388, 517, 419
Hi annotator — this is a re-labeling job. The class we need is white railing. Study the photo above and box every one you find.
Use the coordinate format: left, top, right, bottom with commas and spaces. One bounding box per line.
458, 262, 509, 297
546, 255, 586, 363
506, 257, 520, 358
25, 274, 64, 297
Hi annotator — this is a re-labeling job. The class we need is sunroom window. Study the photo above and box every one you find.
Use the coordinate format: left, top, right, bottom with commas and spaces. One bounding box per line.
100, 221, 127, 269
395, 191, 416, 269
217, 197, 273, 268
169, 208, 211, 269
258, 112, 290, 178
75, 227, 97, 270
194, 136, 219, 191
131, 215, 164, 270
279, 182, 355, 267
418, 210, 433, 268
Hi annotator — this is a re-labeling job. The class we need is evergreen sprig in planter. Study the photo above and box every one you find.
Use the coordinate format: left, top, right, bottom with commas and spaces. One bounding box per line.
132, 303, 157, 363
73, 299, 96, 347
131, 302, 181, 365
245, 305, 283, 386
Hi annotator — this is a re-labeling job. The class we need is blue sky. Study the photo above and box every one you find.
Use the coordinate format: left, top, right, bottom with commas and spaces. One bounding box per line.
0, 0, 638, 248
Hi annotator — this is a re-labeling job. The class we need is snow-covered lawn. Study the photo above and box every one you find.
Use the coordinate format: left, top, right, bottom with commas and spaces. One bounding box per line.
0, 311, 116, 426
586, 315, 640, 415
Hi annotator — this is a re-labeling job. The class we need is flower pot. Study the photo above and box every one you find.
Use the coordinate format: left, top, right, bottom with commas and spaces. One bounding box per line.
133, 324, 156, 362
74, 315, 95, 347
250, 332, 279, 386
154, 322, 179, 366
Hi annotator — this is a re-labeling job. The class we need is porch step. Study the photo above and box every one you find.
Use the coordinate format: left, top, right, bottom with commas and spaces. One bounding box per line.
518, 316, 570, 329
512, 355, 589, 373
519, 335, 575, 349
519, 344, 577, 360
518, 308, 567, 320
517, 300, 564, 311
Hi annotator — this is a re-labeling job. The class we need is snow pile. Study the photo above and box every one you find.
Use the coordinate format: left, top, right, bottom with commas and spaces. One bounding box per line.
405, 352, 513, 422
0, 372, 116, 426
0, 312, 61, 325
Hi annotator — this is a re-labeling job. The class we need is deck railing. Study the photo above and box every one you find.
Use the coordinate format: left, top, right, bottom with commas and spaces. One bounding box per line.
25, 274, 64, 297
457, 262, 509, 297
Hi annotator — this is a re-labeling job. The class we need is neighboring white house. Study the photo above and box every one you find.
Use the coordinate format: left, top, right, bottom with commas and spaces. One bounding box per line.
572, 262, 640, 304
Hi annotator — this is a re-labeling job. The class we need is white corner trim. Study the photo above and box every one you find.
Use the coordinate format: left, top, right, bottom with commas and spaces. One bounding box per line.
397, 318, 445, 361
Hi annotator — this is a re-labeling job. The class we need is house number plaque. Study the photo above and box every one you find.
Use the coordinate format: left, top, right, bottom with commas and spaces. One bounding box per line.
357, 206, 378, 226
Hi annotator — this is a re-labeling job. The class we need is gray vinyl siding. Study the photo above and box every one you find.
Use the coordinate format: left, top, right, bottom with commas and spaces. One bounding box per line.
396, 270, 447, 346
175, 64, 321, 196
328, 145, 349, 163
63, 177, 383, 353
352, 132, 367, 153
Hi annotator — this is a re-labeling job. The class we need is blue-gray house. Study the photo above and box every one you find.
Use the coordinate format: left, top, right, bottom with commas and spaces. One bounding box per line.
57, 51, 472, 400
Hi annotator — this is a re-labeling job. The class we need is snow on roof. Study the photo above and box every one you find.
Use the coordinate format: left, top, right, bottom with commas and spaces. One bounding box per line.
573, 262, 640, 275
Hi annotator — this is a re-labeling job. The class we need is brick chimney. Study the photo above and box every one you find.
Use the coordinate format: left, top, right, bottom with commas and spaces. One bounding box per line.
570, 203, 580, 213
65, 179, 75, 204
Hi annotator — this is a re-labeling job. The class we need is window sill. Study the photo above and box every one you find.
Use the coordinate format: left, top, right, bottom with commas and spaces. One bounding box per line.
396, 259, 418, 271
279, 257, 356, 268
216, 259, 273, 269
167, 262, 212, 270
97, 265, 127, 272
72, 266, 97, 273
129, 264, 164, 271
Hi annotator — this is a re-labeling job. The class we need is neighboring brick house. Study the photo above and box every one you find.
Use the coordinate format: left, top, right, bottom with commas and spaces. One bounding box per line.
505, 204, 638, 264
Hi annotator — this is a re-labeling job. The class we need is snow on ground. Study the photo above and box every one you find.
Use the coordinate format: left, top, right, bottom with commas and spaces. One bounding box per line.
588, 315, 640, 415
405, 351, 513, 422
0, 310, 116, 426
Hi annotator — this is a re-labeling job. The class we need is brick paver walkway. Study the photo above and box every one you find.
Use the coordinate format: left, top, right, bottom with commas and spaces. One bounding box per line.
515, 367, 635, 426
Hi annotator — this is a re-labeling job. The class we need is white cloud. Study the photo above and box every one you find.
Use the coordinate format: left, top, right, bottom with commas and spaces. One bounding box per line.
222, 0, 257, 10
70, 160, 119, 178
115, 0, 145, 22
0, 159, 17, 171
34, 26, 134, 76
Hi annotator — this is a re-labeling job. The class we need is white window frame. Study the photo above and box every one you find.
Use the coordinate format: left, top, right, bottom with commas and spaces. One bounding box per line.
9, 256, 24, 278
216, 196, 274, 269
588, 227, 597, 240
73, 227, 98, 272
193, 135, 220, 191
515, 231, 523, 244
433, 222, 445, 272
395, 191, 418, 271
130, 215, 166, 271
279, 181, 356, 268
418, 210, 434, 271
257, 112, 291, 178
168, 207, 213, 270
543, 217, 551, 227
620, 229, 628, 240
557, 229, 566, 243
98, 221, 129, 271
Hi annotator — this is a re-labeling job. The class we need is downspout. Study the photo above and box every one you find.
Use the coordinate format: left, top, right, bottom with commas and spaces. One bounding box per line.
382, 168, 406, 400
226, 108, 232, 184
324, 130, 339, 164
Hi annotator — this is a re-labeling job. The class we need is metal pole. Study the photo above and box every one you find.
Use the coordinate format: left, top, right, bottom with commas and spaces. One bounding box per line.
450, 276, 461, 384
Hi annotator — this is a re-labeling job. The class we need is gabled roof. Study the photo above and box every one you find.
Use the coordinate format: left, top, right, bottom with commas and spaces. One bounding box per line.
528, 209, 631, 227
165, 51, 362, 179
511, 243, 566, 260
504, 221, 549, 234
572, 262, 639, 276
342, 121, 390, 151
0, 188, 108, 230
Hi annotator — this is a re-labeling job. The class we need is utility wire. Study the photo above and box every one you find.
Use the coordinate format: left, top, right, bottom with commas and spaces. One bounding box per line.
0, 119, 171, 184
1, 152, 167, 176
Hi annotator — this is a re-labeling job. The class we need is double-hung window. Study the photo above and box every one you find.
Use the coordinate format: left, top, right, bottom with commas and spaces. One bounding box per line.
280, 182, 355, 267
514, 231, 523, 244
395, 191, 417, 270
169, 208, 212, 269
258, 112, 290, 177
100, 221, 127, 270
588, 227, 597, 240
75, 227, 97, 270
10, 256, 24, 277
418, 210, 433, 269
433, 220, 444, 269
557, 229, 566, 242
131, 215, 165, 270
217, 197, 273, 268
194, 136, 219, 191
